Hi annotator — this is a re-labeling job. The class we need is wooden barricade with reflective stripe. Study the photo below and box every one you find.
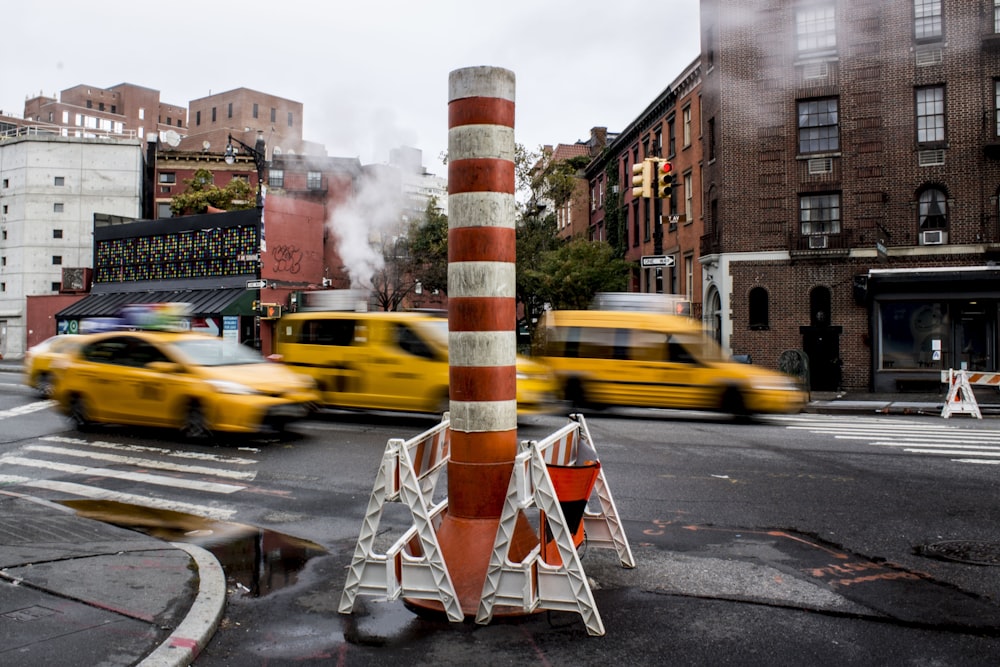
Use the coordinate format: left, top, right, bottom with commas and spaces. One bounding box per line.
940, 369, 983, 419
338, 414, 463, 621
476, 413, 634, 636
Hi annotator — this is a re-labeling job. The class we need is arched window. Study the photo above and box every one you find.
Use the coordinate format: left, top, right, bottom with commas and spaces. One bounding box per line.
918, 187, 947, 230
810, 286, 832, 326
748, 287, 769, 330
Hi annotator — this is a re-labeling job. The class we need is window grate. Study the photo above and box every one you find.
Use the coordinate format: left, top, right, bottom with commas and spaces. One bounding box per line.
918, 149, 945, 166
802, 62, 829, 80
807, 157, 833, 174
915, 47, 943, 67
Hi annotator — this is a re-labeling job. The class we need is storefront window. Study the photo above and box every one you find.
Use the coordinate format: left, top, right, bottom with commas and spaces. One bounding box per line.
879, 301, 949, 369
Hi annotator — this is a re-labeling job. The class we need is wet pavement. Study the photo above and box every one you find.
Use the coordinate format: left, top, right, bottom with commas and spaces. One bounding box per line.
2, 358, 1000, 664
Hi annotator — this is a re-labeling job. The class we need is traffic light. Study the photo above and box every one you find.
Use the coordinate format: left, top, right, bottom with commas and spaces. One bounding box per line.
631, 158, 653, 198
258, 303, 282, 319
655, 159, 673, 199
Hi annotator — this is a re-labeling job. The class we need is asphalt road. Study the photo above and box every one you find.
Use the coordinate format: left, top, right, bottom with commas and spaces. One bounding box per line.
0, 373, 997, 665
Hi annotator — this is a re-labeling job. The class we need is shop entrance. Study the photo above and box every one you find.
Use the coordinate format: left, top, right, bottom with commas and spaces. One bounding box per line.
955, 303, 995, 371
801, 325, 843, 391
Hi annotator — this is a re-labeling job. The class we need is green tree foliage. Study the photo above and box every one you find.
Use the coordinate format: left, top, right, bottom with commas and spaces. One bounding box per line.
526, 237, 629, 311
169, 168, 258, 216
407, 197, 449, 295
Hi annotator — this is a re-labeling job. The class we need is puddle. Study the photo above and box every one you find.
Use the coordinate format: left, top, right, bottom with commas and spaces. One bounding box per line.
59, 499, 327, 597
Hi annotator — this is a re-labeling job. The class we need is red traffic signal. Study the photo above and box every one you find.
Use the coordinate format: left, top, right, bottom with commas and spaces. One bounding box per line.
656, 160, 673, 198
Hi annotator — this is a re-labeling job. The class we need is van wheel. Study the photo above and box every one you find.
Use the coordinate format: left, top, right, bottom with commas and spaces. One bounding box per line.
182, 400, 211, 440
69, 394, 92, 431
721, 387, 751, 422
566, 378, 588, 410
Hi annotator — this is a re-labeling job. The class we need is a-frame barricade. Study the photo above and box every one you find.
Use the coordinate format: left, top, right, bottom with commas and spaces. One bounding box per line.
338, 413, 463, 621
476, 413, 634, 636
941, 369, 983, 419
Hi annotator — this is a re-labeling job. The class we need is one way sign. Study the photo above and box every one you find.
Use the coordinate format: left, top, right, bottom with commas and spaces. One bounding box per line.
641, 255, 674, 267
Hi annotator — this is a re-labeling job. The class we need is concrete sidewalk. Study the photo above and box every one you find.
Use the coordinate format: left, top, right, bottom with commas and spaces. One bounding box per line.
0, 492, 224, 667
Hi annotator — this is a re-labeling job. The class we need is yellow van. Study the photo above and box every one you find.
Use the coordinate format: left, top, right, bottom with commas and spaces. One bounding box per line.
273, 311, 558, 416
534, 309, 806, 418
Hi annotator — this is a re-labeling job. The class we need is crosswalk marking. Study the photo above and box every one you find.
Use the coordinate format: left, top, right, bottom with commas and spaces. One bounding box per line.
0, 400, 55, 420
41, 435, 259, 465
0, 455, 246, 494
23, 444, 257, 480
775, 414, 1000, 465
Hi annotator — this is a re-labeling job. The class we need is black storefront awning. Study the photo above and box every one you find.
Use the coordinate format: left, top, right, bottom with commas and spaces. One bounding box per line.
57, 288, 250, 320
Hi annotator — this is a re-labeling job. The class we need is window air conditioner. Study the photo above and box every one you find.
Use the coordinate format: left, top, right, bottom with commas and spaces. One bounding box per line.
921, 230, 945, 245
808, 235, 829, 249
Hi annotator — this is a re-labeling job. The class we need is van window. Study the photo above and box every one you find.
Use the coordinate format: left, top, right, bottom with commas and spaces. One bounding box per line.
667, 335, 698, 364
394, 323, 436, 360
299, 319, 356, 346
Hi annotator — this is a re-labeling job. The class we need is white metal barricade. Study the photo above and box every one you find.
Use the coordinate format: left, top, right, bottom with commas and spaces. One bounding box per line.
476, 413, 634, 636
338, 414, 463, 621
940, 369, 983, 419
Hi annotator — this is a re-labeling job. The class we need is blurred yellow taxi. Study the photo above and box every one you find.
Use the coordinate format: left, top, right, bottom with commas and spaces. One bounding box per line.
535, 308, 806, 418
273, 310, 559, 416
24, 334, 90, 398
53, 330, 318, 438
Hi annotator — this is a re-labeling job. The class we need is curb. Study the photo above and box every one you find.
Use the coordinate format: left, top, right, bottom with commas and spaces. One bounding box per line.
138, 542, 227, 667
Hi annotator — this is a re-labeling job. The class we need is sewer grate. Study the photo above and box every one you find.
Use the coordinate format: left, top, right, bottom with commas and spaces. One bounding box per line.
918, 541, 1000, 566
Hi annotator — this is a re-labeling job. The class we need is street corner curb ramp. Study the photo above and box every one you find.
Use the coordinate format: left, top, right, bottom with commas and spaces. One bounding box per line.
338, 413, 634, 636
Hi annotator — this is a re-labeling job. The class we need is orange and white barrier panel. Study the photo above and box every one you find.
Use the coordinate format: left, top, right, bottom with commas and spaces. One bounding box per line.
940, 370, 982, 419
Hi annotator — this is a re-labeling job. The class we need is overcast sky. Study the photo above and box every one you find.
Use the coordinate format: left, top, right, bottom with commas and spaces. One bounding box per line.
3, 0, 701, 173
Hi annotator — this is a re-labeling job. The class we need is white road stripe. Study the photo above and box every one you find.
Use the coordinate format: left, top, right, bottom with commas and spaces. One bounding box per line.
0, 401, 56, 419
23, 445, 257, 480
11, 479, 237, 520
41, 436, 258, 465
0, 456, 245, 494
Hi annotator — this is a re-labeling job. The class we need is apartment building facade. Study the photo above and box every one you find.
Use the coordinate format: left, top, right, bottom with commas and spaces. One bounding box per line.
586, 59, 704, 314
700, 0, 1000, 392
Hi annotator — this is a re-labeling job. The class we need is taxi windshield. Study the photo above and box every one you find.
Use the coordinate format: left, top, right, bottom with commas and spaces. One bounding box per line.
169, 338, 267, 367
418, 318, 450, 349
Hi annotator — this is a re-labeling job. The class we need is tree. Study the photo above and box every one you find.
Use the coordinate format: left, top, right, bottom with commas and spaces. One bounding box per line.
369, 233, 417, 311
526, 237, 629, 311
170, 168, 258, 216
407, 197, 449, 296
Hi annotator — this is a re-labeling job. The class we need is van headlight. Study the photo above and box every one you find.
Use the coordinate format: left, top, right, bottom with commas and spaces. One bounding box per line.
205, 379, 258, 395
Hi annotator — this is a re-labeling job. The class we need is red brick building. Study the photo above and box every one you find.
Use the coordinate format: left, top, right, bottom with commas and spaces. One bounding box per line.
586, 59, 704, 314
700, 0, 1000, 392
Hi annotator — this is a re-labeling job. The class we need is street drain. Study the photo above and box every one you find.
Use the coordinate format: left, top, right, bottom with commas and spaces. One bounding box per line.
918, 540, 1000, 566
60, 499, 327, 597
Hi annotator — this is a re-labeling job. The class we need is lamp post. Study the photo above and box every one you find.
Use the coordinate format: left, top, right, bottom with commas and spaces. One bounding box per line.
225, 131, 268, 349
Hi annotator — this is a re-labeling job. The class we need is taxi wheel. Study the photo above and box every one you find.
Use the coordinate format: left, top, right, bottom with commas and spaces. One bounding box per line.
435, 391, 450, 417
721, 387, 751, 422
182, 400, 211, 440
566, 378, 588, 410
36, 372, 55, 398
69, 394, 92, 431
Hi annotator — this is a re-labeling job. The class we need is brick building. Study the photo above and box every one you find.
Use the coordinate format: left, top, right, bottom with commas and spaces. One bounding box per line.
586, 59, 704, 313
700, 0, 1000, 392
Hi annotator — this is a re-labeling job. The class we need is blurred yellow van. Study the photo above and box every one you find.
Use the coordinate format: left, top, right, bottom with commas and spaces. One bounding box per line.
534, 309, 806, 418
273, 311, 558, 416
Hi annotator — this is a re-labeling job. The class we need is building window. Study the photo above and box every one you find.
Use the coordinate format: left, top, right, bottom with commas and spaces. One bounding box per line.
211, 107, 217, 122
684, 255, 694, 302
2, 205, 7, 215
707, 117, 716, 162
138, 108, 145, 120
307, 171, 322, 190
748, 287, 769, 330
995, 80, 1000, 136
799, 193, 841, 235
52, 255, 62, 265
682, 106, 692, 147
158, 172, 176, 184
51, 282, 61, 292
914, 0, 942, 41
271, 108, 277, 123
269, 169, 284, 188
2, 179, 8, 188
288, 111, 294, 127
195, 110, 201, 126
917, 186, 947, 230
796, 5, 836, 53
157, 202, 173, 219
86, 100, 93, 109
53, 229, 63, 239
53, 203, 64, 213
916, 86, 945, 144
228, 102, 233, 119
995, 0, 1000, 33
54, 176, 65, 186
667, 118, 676, 157
810, 287, 832, 326
253, 103, 259, 119
798, 98, 839, 154
684, 172, 693, 223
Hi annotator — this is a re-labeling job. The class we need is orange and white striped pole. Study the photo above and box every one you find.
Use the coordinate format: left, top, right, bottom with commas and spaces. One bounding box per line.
424, 66, 535, 615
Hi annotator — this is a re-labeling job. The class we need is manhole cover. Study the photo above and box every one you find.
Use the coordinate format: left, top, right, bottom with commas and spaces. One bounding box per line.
919, 541, 1000, 566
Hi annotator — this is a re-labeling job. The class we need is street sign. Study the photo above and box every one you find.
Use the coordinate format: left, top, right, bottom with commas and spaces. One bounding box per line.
641, 255, 674, 268
246, 279, 266, 289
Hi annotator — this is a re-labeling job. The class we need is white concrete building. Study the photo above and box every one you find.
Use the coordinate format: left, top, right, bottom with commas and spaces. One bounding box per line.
0, 129, 143, 356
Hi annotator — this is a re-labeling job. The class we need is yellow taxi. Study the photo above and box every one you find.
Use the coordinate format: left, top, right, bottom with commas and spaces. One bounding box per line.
273, 310, 559, 416
534, 308, 807, 418
53, 329, 319, 438
24, 334, 90, 398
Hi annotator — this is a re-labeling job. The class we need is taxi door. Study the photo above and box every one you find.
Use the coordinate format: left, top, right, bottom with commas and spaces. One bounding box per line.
362, 321, 447, 412
114, 337, 178, 427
